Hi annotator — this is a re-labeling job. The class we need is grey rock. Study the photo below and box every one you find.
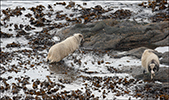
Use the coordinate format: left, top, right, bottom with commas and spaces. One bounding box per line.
60, 19, 169, 50
127, 47, 148, 59
120, 66, 169, 82
90, 21, 106, 32
160, 52, 169, 65
134, 67, 169, 82
113, 47, 163, 59
153, 36, 169, 46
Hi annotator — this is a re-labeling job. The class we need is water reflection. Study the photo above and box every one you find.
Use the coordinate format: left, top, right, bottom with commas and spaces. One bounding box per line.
48, 63, 79, 83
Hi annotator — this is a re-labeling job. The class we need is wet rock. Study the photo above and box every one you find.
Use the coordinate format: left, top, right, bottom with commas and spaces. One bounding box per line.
160, 52, 169, 65
114, 47, 163, 59
119, 66, 144, 77
120, 64, 169, 82
153, 36, 169, 46
135, 67, 169, 82
49, 63, 78, 82
61, 20, 169, 50
124, 47, 149, 59
120, 47, 168, 65
91, 21, 106, 32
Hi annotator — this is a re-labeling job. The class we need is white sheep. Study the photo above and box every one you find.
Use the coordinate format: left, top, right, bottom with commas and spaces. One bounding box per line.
47, 33, 84, 63
141, 49, 160, 79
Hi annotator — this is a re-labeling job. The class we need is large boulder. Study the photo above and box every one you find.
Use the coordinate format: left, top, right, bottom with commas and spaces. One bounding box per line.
134, 67, 169, 82
60, 19, 169, 51
160, 52, 169, 65
113, 47, 163, 59
119, 65, 169, 82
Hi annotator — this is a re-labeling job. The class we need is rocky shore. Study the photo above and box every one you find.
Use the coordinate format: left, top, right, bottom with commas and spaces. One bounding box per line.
0, 1, 169, 100
61, 20, 169, 50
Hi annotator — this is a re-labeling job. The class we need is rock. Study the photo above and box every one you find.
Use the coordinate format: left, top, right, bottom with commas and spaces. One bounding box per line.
114, 47, 148, 58
90, 21, 106, 32
127, 47, 149, 59
60, 19, 169, 51
134, 67, 169, 82
120, 65, 169, 82
119, 66, 145, 77
153, 36, 169, 46
160, 52, 169, 65
113, 47, 163, 59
